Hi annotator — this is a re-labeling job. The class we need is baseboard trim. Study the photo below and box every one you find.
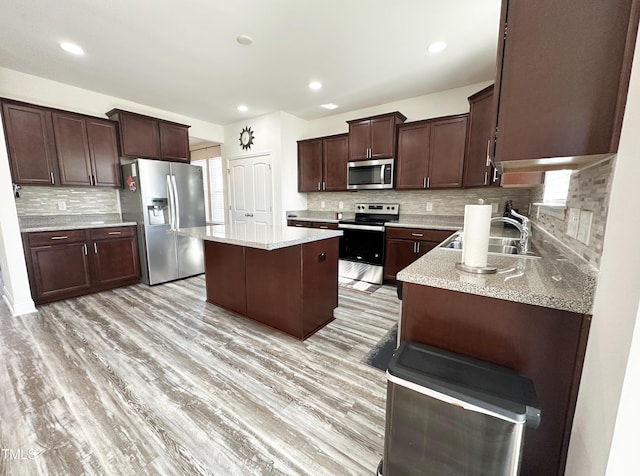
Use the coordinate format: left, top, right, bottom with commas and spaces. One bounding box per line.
2, 286, 37, 316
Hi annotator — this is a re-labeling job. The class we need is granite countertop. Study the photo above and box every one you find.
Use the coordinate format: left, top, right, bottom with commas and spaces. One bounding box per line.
390, 214, 464, 230
397, 227, 597, 315
20, 214, 137, 233
170, 224, 342, 251
286, 210, 465, 230
285, 210, 353, 223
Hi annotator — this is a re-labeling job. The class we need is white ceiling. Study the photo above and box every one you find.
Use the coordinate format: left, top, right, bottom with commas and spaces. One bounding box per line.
0, 0, 502, 126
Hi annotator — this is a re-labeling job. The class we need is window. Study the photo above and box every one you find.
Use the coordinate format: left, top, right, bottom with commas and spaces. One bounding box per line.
192, 156, 225, 224
543, 170, 573, 206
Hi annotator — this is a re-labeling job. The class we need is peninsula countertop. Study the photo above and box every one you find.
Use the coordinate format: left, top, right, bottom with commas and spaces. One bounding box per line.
397, 227, 597, 315
169, 224, 342, 250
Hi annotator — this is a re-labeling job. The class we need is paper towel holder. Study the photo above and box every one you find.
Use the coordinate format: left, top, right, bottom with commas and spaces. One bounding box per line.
455, 262, 497, 274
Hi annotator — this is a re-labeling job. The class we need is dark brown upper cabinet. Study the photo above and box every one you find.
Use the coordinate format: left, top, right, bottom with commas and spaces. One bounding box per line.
463, 84, 497, 187
52, 112, 121, 188
347, 112, 406, 161
492, 0, 640, 171
297, 133, 348, 192
1, 101, 58, 185
106, 109, 190, 163
396, 114, 468, 190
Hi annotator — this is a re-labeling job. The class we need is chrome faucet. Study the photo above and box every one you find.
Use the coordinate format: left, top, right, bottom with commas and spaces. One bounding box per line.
490, 210, 531, 254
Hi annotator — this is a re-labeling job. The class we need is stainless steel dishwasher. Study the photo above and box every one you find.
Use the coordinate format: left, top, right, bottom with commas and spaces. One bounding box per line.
379, 341, 541, 476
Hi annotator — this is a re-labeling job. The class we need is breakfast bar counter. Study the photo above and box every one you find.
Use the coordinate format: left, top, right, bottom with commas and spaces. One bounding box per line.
171, 224, 342, 340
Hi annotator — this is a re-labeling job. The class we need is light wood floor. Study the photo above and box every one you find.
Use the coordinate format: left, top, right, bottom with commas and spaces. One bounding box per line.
0, 275, 399, 475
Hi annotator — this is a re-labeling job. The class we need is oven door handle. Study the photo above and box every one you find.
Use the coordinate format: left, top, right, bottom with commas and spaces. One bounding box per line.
338, 223, 385, 232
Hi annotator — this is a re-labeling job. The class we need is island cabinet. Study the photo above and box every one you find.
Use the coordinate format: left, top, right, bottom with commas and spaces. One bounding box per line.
400, 283, 591, 476
203, 237, 339, 340
463, 84, 497, 187
1, 101, 59, 185
51, 112, 121, 187
347, 112, 406, 161
384, 228, 453, 283
297, 133, 349, 192
395, 114, 468, 189
106, 109, 190, 163
23, 226, 140, 305
492, 0, 640, 169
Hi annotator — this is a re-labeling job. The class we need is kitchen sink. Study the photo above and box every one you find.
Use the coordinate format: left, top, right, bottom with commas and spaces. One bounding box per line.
440, 234, 540, 258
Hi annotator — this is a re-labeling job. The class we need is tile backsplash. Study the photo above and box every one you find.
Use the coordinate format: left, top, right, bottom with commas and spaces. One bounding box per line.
15, 186, 121, 216
531, 157, 615, 269
306, 187, 533, 217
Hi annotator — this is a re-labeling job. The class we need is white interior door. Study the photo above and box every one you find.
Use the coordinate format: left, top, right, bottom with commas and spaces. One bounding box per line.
228, 154, 273, 238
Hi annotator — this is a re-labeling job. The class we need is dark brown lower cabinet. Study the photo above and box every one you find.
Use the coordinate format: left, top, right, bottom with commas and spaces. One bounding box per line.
384, 228, 453, 283
401, 283, 590, 476
24, 226, 140, 304
204, 238, 339, 339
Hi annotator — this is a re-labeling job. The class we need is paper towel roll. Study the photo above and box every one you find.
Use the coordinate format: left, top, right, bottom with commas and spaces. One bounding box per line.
461, 204, 492, 268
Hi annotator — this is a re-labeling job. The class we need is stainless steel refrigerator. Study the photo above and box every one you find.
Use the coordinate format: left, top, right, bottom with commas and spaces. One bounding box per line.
120, 158, 206, 285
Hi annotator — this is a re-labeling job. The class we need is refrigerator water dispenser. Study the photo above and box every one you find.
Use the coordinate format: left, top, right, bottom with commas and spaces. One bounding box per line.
147, 198, 169, 225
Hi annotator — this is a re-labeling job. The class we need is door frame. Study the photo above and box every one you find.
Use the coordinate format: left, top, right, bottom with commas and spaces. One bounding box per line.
226, 151, 274, 227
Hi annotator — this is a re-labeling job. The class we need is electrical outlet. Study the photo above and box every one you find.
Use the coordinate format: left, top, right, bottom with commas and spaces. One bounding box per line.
320, 201, 325, 208
577, 210, 593, 245
338, 201, 344, 210
567, 208, 580, 239
58, 200, 67, 211
426, 202, 433, 212
492, 203, 498, 214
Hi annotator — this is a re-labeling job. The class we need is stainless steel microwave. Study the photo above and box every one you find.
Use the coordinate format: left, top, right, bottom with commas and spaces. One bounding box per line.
347, 158, 394, 190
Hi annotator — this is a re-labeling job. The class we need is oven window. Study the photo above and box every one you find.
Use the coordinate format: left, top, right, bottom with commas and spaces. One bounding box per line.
348, 165, 383, 186
339, 228, 385, 266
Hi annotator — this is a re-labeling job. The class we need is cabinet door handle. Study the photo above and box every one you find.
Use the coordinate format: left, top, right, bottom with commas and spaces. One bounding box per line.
493, 167, 499, 183
423, 177, 427, 188
93, 243, 98, 254
108, 231, 121, 235
83, 244, 88, 256
317, 181, 321, 190
50, 172, 55, 185
416, 242, 420, 254
411, 233, 423, 237
295, 224, 303, 227
323, 181, 326, 190
426, 177, 430, 188
486, 139, 492, 166
413, 242, 417, 253
484, 171, 488, 185
50, 235, 68, 240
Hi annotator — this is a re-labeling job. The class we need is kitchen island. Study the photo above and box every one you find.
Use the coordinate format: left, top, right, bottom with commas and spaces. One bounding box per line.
170, 224, 342, 340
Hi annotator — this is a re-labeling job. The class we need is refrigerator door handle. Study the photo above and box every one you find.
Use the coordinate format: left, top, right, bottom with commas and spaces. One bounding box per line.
171, 174, 180, 230
167, 174, 175, 230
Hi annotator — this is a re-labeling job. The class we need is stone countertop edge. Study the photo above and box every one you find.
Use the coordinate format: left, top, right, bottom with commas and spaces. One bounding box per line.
169, 226, 343, 251
21, 222, 138, 233
397, 230, 597, 315
286, 210, 465, 229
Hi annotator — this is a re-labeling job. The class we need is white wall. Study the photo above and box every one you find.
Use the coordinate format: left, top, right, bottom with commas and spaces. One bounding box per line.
565, 32, 640, 475
279, 111, 309, 219
0, 67, 224, 142
304, 81, 492, 138
0, 115, 36, 316
0, 67, 224, 316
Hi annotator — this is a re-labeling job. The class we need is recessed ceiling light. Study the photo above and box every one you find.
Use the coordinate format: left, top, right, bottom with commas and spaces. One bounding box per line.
309, 81, 322, 91
320, 103, 339, 110
59, 42, 84, 55
237, 35, 253, 46
427, 41, 447, 53
237, 105, 248, 112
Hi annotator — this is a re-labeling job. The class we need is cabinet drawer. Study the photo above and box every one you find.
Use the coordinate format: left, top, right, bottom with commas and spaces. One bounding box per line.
288, 220, 314, 228
314, 222, 338, 230
27, 229, 87, 247
90, 226, 135, 241
386, 227, 453, 243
